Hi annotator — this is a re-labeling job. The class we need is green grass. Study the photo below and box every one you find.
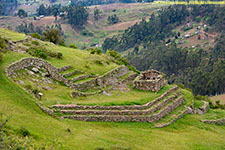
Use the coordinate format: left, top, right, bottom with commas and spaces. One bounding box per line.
0, 28, 26, 41
1, 29, 225, 150
72, 85, 172, 106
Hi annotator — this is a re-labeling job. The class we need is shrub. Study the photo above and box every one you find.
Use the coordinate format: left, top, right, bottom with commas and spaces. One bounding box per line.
69, 44, 77, 49
84, 64, 90, 69
18, 127, 30, 137
24, 84, 32, 90
31, 33, 41, 39
94, 60, 103, 65
26, 46, 63, 59
56, 52, 63, 59
31, 40, 40, 46
80, 30, 94, 36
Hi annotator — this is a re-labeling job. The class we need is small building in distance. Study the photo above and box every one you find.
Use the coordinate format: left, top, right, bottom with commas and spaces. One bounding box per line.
133, 70, 165, 92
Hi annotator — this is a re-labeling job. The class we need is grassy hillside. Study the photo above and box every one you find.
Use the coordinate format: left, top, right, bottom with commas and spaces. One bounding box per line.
0, 28, 225, 150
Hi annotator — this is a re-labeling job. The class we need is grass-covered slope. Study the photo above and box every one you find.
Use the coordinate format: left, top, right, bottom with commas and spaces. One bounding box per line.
0, 28, 225, 150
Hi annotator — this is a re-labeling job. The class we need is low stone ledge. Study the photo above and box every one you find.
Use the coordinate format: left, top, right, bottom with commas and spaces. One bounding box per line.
71, 74, 93, 82
201, 118, 225, 125
57, 65, 71, 73
155, 108, 188, 128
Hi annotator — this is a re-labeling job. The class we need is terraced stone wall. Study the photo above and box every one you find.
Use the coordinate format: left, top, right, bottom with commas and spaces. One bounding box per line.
7, 58, 131, 92
53, 86, 179, 110
62, 96, 184, 122
6, 58, 66, 82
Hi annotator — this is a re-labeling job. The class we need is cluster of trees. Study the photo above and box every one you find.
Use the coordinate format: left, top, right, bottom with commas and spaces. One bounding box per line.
0, 0, 18, 16
17, 9, 27, 18
107, 14, 119, 24
103, 5, 225, 96
37, 4, 63, 17
16, 23, 64, 45
67, 5, 88, 28
94, 7, 102, 20
71, 0, 136, 6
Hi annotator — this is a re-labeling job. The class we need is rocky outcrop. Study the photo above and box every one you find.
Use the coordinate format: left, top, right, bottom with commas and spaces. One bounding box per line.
195, 101, 209, 114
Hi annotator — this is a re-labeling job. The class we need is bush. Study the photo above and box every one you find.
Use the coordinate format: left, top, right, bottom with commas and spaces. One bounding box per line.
56, 52, 63, 59
26, 46, 63, 59
94, 60, 103, 65
18, 127, 30, 137
80, 30, 94, 36
69, 44, 77, 49
31, 40, 40, 46
87, 48, 102, 55
31, 33, 41, 39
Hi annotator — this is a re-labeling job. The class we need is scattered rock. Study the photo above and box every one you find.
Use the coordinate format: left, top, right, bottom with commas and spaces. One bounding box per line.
32, 67, 39, 73
103, 90, 111, 96
27, 70, 35, 75
18, 80, 24, 84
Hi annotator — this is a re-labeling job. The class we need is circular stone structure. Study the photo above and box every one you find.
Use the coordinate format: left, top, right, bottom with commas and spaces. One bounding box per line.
133, 70, 165, 92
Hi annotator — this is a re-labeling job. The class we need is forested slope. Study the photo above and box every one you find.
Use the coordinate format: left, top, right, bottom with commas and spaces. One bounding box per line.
103, 5, 225, 96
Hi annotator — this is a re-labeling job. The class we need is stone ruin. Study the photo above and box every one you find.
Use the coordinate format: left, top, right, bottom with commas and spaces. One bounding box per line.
133, 70, 165, 92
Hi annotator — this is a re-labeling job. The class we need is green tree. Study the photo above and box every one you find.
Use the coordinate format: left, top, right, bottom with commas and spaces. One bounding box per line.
17, 9, 27, 18
94, 7, 101, 20
107, 14, 119, 24
43, 28, 64, 45
67, 5, 88, 28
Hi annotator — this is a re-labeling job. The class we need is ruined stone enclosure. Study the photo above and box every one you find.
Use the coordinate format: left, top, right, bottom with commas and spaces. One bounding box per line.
133, 70, 165, 92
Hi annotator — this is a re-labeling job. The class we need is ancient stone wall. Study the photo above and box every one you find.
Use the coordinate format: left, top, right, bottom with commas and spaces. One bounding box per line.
7, 58, 131, 92
57, 65, 71, 73
69, 65, 130, 91
133, 70, 165, 92
155, 108, 189, 128
7, 58, 66, 82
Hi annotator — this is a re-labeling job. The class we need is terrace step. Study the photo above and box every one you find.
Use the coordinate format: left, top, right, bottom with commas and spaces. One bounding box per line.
57, 65, 72, 73
71, 74, 95, 82
58, 93, 181, 115
154, 106, 188, 128
63, 70, 84, 78
61, 96, 184, 122
52, 85, 179, 110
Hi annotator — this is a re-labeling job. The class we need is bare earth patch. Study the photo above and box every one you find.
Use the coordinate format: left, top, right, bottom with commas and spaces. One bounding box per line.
211, 94, 225, 104
103, 20, 141, 31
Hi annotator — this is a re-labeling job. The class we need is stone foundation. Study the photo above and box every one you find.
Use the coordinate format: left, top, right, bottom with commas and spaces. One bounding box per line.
133, 70, 165, 92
